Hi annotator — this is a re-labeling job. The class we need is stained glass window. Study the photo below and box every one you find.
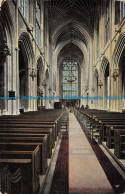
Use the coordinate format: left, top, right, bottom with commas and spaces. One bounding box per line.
63, 61, 78, 99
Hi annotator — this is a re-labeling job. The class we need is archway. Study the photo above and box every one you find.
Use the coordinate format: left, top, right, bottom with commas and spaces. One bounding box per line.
0, 30, 6, 113
45, 69, 50, 108
19, 32, 34, 110
58, 43, 83, 107
100, 57, 110, 110
0, 1, 14, 114
111, 33, 125, 111
93, 69, 99, 109
37, 57, 44, 108
104, 63, 109, 110
119, 48, 125, 111
19, 45, 28, 109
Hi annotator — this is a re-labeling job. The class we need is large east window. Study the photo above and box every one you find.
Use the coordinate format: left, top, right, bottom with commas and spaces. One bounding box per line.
36, 0, 41, 47
63, 61, 78, 99
18, 0, 29, 22
120, 1, 125, 22
105, 0, 110, 45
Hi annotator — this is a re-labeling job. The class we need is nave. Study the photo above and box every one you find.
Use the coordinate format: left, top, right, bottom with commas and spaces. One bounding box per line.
0, 108, 125, 194
43, 112, 125, 194
1, 1, 125, 193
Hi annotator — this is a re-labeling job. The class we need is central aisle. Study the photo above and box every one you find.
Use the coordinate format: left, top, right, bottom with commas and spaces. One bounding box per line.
69, 113, 114, 194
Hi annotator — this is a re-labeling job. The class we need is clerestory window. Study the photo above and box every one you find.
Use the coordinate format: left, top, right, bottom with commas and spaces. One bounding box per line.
105, 0, 110, 45
120, 1, 125, 22
18, 0, 29, 22
96, 19, 99, 59
36, 0, 41, 47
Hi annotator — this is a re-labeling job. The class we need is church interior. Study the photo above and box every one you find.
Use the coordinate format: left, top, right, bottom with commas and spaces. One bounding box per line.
0, 0, 125, 193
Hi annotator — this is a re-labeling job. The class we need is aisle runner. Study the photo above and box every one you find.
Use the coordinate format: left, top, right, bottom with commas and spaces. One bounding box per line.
50, 134, 69, 194
69, 113, 114, 194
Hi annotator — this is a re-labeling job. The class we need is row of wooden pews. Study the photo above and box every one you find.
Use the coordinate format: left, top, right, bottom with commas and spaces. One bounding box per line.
0, 109, 69, 194
75, 108, 125, 161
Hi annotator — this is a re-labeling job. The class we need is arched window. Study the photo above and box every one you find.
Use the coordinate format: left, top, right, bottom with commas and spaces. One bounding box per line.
96, 19, 99, 59
18, 0, 29, 22
63, 61, 78, 99
120, 1, 125, 22
105, 0, 110, 44
36, 0, 41, 47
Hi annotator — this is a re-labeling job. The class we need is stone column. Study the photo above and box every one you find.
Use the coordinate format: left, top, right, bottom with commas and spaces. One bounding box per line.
102, 78, 105, 110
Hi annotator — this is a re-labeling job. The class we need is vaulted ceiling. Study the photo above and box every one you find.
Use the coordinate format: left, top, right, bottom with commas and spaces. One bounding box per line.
48, 0, 101, 36
47, 0, 102, 66
58, 43, 84, 66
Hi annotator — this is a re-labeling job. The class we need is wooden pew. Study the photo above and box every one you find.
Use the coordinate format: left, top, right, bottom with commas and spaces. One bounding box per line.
0, 144, 40, 194
0, 123, 55, 149
75, 108, 125, 142
0, 109, 69, 193
99, 122, 125, 143
0, 112, 69, 142
0, 164, 23, 194
0, 122, 56, 142
88, 116, 125, 142
0, 136, 48, 175
0, 126, 54, 150
94, 122, 125, 143
114, 129, 125, 159
0, 125, 54, 149
0, 120, 57, 141
0, 130, 52, 158
0, 165, 11, 193
106, 126, 125, 148
76, 108, 125, 161
0, 109, 69, 135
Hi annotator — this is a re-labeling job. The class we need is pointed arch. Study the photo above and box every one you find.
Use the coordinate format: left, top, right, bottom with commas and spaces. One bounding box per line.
0, 1, 14, 113
100, 56, 109, 79
37, 56, 44, 89
18, 32, 34, 110
112, 32, 125, 69
0, 1, 14, 39
19, 32, 34, 63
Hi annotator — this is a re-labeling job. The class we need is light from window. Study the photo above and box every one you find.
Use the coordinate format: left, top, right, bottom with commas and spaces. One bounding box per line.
63, 61, 78, 99
18, 0, 29, 22
120, 2, 125, 22
96, 20, 99, 59
36, 0, 41, 47
105, 0, 110, 45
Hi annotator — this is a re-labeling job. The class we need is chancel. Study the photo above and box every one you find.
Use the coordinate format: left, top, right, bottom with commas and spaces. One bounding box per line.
0, 0, 125, 194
